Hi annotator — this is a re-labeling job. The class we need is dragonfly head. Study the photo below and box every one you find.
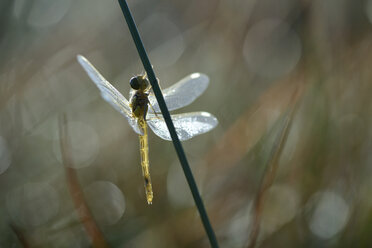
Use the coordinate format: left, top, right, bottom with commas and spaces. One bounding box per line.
130, 75, 149, 91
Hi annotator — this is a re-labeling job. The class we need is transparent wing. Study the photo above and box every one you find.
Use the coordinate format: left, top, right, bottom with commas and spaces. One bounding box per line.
77, 55, 143, 135
148, 73, 209, 113
146, 112, 218, 141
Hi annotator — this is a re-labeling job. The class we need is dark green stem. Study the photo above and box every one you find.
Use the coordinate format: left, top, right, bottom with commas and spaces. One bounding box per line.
117, 1, 219, 247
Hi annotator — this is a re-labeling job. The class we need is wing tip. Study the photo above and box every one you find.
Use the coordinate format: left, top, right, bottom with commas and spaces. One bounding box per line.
201, 112, 219, 128
76, 54, 87, 64
190, 72, 209, 81
210, 115, 219, 127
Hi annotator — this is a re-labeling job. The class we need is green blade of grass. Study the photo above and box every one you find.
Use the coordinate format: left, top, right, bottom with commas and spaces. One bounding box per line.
117, 1, 219, 247
248, 87, 301, 248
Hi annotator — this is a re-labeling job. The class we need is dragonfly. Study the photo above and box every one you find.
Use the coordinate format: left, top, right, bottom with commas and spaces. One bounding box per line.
77, 55, 218, 204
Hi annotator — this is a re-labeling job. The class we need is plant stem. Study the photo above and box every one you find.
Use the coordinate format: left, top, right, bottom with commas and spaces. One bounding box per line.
117, 1, 219, 247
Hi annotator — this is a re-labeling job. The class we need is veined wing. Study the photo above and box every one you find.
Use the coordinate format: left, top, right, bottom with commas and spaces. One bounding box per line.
146, 112, 218, 141
77, 55, 143, 135
148, 73, 209, 113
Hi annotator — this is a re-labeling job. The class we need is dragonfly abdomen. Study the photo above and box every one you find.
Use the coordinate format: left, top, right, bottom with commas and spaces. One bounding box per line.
138, 118, 153, 204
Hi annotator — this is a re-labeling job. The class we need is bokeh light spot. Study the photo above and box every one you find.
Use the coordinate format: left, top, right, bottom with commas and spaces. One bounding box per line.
167, 162, 193, 207
307, 191, 350, 239
367, 0, 372, 24
140, 13, 185, 68
6, 183, 59, 228
53, 121, 99, 169
167, 160, 205, 208
261, 184, 300, 237
13, 0, 72, 28
0, 136, 11, 175
243, 18, 301, 78
84, 181, 125, 226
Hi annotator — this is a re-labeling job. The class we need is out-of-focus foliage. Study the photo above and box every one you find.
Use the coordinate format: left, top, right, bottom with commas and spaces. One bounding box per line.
0, 0, 371, 247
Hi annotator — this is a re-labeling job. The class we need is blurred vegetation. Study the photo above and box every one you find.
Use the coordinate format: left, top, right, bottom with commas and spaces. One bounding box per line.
1, 0, 372, 247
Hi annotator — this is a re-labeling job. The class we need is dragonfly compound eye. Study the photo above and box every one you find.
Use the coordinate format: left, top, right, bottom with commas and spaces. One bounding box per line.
130, 77, 140, 90
141, 78, 150, 90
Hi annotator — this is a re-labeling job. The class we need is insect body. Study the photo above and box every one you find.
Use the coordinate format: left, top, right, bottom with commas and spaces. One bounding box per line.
129, 75, 153, 204
77, 55, 218, 205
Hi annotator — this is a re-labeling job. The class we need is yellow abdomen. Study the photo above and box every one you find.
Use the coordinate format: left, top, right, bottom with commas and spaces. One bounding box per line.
138, 118, 153, 204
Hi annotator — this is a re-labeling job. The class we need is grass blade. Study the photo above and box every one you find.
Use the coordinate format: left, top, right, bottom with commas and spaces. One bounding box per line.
58, 114, 109, 248
247, 87, 301, 248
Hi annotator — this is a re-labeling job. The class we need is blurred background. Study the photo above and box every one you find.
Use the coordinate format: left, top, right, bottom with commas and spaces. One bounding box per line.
0, 0, 372, 247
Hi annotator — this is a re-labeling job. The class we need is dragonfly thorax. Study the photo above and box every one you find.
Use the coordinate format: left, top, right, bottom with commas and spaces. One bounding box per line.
130, 75, 150, 119
130, 90, 149, 119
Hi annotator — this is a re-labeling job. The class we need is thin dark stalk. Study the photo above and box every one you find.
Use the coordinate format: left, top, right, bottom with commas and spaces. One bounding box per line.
58, 114, 109, 248
117, 1, 219, 247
